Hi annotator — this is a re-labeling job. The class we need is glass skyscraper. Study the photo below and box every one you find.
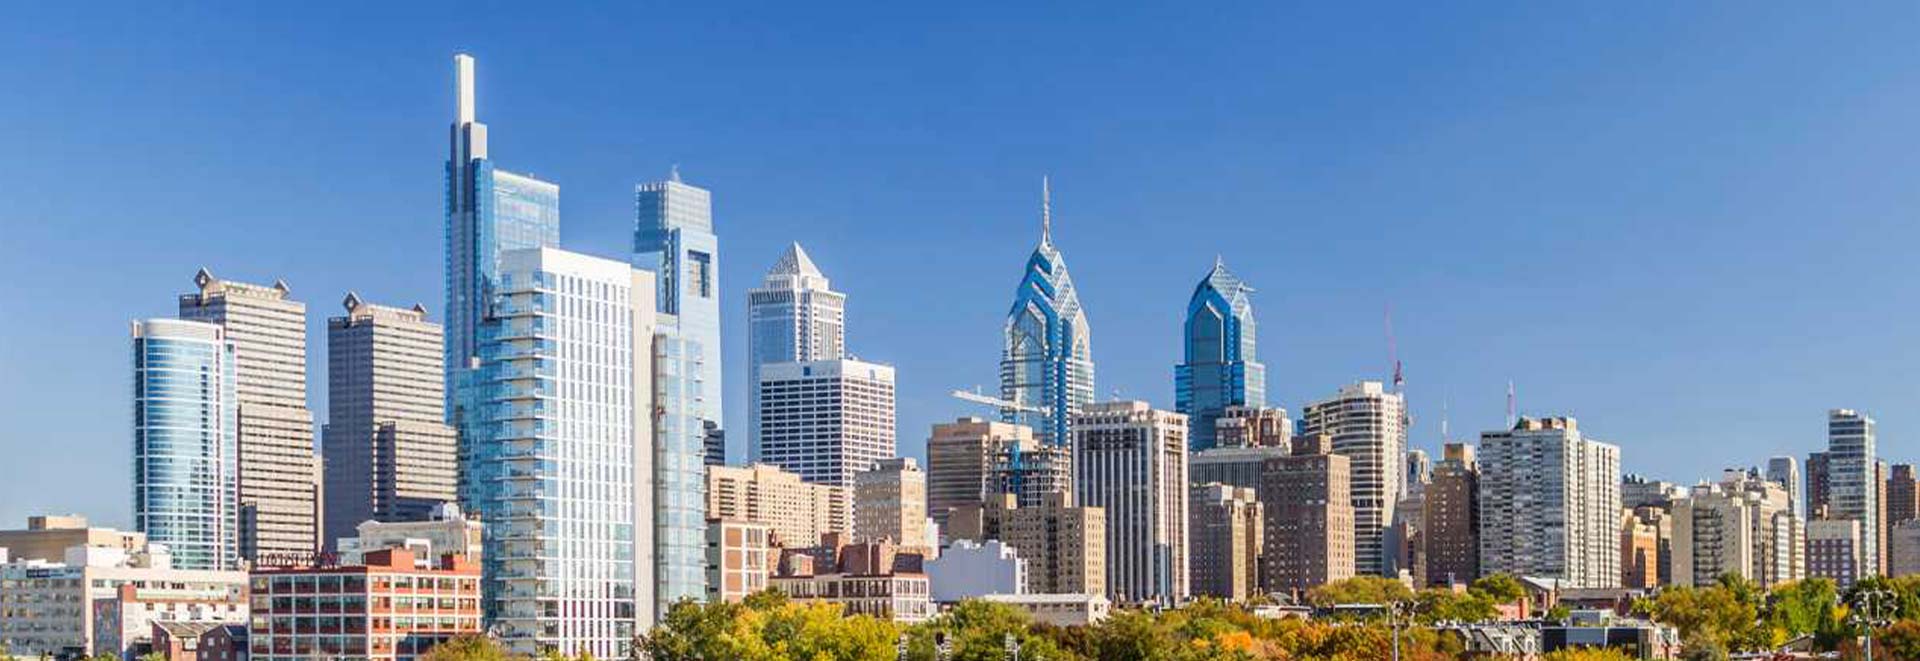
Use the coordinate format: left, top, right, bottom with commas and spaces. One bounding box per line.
132, 318, 239, 571
467, 247, 655, 656
746, 242, 846, 461
1001, 178, 1093, 447
1175, 258, 1266, 450
443, 53, 561, 505
632, 172, 717, 613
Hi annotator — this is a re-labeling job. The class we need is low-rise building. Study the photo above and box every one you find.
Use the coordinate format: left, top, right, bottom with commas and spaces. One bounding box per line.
925, 540, 1024, 604
0, 516, 147, 564
770, 540, 931, 622
0, 543, 245, 659
706, 518, 772, 604
246, 548, 480, 661
976, 593, 1110, 627
946, 492, 1105, 596
335, 504, 482, 566
150, 622, 245, 661
92, 580, 248, 660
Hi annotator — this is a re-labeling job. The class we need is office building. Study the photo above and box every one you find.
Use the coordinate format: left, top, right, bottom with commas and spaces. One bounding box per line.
0, 542, 246, 659
945, 493, 1105, 596
178, 271, 320, 561
1073, 401, 1187, 605
1806, 518, 1863, 587
1424, 443, 1479, 587
463, 248, 655, 654
1478, 417, 1622, 589
1823, 409, 1880, 576
1300, 381, 1406, 577
1890, 464, 1918, 526
705, 519, 773, 604
925, 540, 1025, 603
323, 294, 457, 548
1175, 259, 1266, 451
756, 359, 896, 487
746, 243, 846, 461
247, 548, 479, 661
924, 418, 1073, 530
1188, 484, 1261, 602
335, 504, 482, 566
705, 463, 851, 547
853, 458, 930, 554
1670, 471, 1803, 588
632, 172, 724, 611
1260, 433, 1355, 593
1000, 178, 1094, 448
132, 319, 240, 571
1767, 456, 1801, 518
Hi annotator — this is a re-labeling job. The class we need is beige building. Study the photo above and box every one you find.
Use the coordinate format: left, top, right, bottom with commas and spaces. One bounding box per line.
978, 593, 1111, 627
178, 269, 320, 560
1422, 443, 1478, 587
323, 294, 458, 548
854, 458, 931, 555
1300, 381, 1406, 577
707, 463, 851, 547
947, 492, 1105, 596
1671, 470, 1804, 588
770, 540, 932, 623
0, 543, 246, 658
0, 516, 146, 564
1807, 518, 1863, 587
1214, 405, 1292, 449
1889, 519, 1920, 577
336, 503, 483, 566
1073, 401, 1188, 605
1260, 433, 1354, 594
1622, 510, 1661, 589
1188, 483, 1262, 602
706, 519, 773, 603
925, 419, 1071, 529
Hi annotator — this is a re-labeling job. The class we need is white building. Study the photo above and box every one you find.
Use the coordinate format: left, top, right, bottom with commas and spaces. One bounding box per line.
1301, 381, 1406, 577
335, 503, 483, 566
1671, 471, 1803, 587
1073, 401, 1188, 605
1824, 409, 1879, 576
0, 544, 246, 659
756, 359, 896, 487
746, 243, 846, 461
465, 247, 656, 657
925, 540, 1025, 603
1478, 417, 1622, 589
978, 593, 1111, 627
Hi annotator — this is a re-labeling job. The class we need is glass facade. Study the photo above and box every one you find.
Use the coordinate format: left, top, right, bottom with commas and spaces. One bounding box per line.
1175, 259, 1266, 450
1001, 183, 1093, 448
745, 243, 846, 462
467, 248, 649, 657
132, 319, 239, 571
631, 176, 715, 615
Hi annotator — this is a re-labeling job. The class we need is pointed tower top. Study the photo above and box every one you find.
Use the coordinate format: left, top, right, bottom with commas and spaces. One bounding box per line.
454, 53, 476, 126
769, 242, 825, 278
670, 164, 682, 183
1040, 175, 1052, 246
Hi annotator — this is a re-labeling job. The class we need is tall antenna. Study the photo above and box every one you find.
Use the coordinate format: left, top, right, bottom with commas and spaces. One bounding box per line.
1506, 380, 1517, 428
1385, 305, 1403, 392
1040, 175, 1053, 245
1440, 394, 1450, 443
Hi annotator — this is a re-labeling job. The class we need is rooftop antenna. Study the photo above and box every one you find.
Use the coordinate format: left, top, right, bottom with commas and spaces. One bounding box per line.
1385, 305, 1404, 393
1041, 175, 1052, 245
1440, 394, 1450, 443
670, 163, 682, 183
1506, 380, 1517, 428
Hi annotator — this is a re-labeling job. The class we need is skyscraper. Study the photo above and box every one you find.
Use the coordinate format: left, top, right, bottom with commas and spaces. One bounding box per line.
1478, 417, 1622, 589
756, 359, 897, 487
1001, 178, 1094, 448
1670, 470, 1803, 588
131, 319, 239, 571
924, 418, 1072, 530
1806, 451, 1832, 519
1423, 443, 1479, 587
1175, 258, 1265, 451
1767, 456, 1802, 518
1260, 433, 1355, 593
633, 171, 722, 610
1187, 484, 1262, 602
465, 248, 654, 654
322, 294, 457, 548
1890, 464, 1919, 525
1825, 409, 1879, 576
747, 243, 846, 462
1300, 381, 1406, 577
177, 270, 319, 560
1073, 401, 1187, 605
442, 53, 562, 504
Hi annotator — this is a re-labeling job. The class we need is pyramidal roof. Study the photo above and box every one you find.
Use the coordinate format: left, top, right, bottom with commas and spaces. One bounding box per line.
769, 242, 824, 278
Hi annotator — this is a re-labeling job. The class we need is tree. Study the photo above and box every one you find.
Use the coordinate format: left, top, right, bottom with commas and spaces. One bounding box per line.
1470, 574, 1526, 604
1306, 576, 1414, 609
1767, 578, 1846, 649
422, 635, 513, 661
1876, 620, 1920, 661
1415, 588, 1496, 624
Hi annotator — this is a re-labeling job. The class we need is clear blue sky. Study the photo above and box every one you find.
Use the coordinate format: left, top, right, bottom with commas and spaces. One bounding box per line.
3, 3, 1918, 529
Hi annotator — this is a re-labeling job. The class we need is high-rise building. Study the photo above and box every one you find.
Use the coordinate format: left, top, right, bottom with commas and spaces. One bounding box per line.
1072, 401, 1187, 605
1670, 470, 1803, 588
131, 319, 239, 571
1191, 445, 1292, 493
441, 55, 561, 501
1301, 381, 1406, 577
1175, 259, 1265, 451
176, 271, 321, 561
925, 418, 1072, 529
1423, 443, 1478, 587
1806, 451, 1832, 519
747, 243, 846, 462
1824, 409, 1879, 576
1806, 518, 1863, 588
632, 172, 724, 609
1187, 484, 1261, 602
1478, 417, 1622, 589
1622, 475, 1687, 511
705, 463, 852, 548
1630, 506, 1677, 586
945, 493, 1105, 596
1000, 179, 1093, 448
322, 294, 457, 548
854, 458, 930, 554
1259, 433, 1355, 594
1890, 519, 1920, 578
1767, 456, 1802, 519
1622, 511, 1660, 590
463, 248, 655, 654
1891, 464, 1919, 526
756, 359, 896, 487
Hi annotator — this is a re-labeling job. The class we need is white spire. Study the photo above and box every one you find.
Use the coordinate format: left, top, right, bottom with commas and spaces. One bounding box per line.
1041, 175, 1052, 246
454, 53, 476, 126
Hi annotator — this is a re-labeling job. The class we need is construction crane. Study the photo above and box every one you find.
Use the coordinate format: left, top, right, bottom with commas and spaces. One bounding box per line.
950, 386, 1050, 416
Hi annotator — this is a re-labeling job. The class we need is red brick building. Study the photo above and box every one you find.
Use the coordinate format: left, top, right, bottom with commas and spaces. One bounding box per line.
247, 548, 480, 661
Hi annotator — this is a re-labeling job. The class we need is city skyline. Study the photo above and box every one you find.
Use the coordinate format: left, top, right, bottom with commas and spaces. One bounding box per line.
9, 5, 1920, 528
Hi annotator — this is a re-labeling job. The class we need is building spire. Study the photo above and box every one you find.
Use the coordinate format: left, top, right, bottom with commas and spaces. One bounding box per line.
1041, 175, 1052, 246
454, 53, 476, 126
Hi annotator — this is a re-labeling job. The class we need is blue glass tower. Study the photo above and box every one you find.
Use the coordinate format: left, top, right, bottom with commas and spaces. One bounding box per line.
1176, 258, 1266, 450
132, 319, 239, 571
443, 53, 560, 504
1001, 178, 1094, 447
632, 170, 717, 613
